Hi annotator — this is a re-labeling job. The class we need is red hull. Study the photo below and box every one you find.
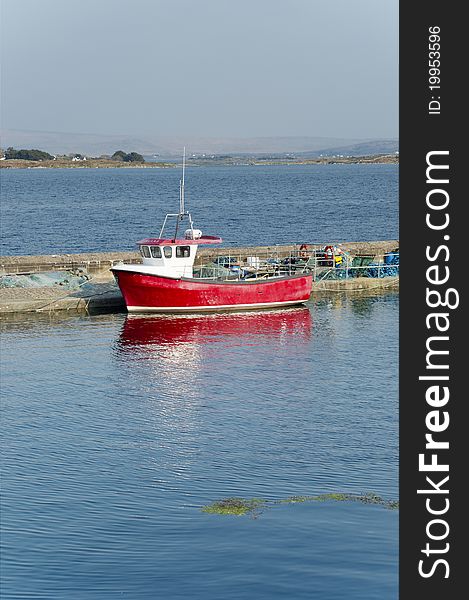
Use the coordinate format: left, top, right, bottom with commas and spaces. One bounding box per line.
112, 270, 312, 313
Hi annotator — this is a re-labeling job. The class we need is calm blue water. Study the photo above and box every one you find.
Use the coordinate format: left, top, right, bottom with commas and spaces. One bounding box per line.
1, 294, 399, 599
0, 164, 398, 255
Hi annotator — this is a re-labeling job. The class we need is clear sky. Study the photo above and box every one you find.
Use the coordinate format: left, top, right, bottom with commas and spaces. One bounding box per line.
0, 0, 398, 140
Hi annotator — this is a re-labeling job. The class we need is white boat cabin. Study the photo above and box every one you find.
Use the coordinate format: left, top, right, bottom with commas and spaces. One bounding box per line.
113, 228, 222, 279
138, 231, 222, 277
138, 238, 198, 278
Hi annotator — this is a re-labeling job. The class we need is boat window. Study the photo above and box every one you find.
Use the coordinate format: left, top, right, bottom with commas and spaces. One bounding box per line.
141, 245, 151, 258
176, 246, 191, 258
163, 246, 173, 258
150, 246, 162, 258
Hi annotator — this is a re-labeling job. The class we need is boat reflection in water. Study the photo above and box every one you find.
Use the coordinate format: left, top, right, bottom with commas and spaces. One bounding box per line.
117, 306, 312, 351
114, 307, 312, 436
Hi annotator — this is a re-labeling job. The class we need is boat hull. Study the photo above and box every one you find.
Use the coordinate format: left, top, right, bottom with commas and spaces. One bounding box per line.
111, 269, 312, 313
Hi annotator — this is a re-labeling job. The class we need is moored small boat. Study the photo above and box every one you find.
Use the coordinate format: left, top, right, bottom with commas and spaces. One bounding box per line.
111, 150, 312, 313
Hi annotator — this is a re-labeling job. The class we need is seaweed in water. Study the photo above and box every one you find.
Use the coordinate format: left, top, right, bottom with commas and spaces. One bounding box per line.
201, 492, 399, 517
201, 497, 267, 517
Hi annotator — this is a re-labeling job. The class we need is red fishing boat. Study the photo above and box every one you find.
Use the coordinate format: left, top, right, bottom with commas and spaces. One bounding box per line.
111, 150, 312, 313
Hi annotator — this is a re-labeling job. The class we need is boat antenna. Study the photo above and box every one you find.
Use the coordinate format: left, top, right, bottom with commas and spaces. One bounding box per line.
173, 147, 189, 241
179, 146, 186, 215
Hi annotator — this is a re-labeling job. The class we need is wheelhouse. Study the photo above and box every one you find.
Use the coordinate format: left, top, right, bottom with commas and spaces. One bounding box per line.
136, 236, 221, 278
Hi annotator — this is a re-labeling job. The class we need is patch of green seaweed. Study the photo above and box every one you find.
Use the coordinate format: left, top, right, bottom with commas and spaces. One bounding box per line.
311, 493, 353, 502
312, 492, 399, 509
201, 492, 399, 517
201, 497, 267, 516
280, 495, 318, 504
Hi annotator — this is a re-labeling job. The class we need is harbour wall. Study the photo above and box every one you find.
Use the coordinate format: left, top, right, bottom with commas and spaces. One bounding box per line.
0, 241, 398, 276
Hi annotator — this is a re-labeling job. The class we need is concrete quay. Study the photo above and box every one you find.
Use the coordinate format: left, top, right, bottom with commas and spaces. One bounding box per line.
0, 281, 126, 315
0, 241, 399, 276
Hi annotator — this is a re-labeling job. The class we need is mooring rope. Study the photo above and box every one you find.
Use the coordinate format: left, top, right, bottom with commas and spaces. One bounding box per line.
32, 271, 114, 312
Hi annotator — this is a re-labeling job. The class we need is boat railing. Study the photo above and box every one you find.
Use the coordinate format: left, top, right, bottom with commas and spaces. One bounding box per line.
192, 247, 399, 282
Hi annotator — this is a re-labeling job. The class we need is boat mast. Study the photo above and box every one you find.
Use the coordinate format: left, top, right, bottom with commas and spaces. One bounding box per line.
174, 147, 192, 241
179, 146, 186, 215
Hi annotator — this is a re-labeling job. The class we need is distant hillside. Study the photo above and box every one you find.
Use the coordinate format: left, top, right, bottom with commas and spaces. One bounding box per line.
1, 129, 397, 158
296, 139, 399, 158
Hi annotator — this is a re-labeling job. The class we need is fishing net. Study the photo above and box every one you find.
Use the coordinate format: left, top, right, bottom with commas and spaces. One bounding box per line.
192, 263, 233, 279
0, 270, 90, 290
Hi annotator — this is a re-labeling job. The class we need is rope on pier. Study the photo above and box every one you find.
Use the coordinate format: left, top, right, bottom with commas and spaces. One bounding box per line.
31, 272, 112, 313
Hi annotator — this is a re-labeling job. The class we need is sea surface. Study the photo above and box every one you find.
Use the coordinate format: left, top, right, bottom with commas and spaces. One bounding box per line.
0, 164, 398, 255
1, 164, 398, 598
1, 293, 399, 600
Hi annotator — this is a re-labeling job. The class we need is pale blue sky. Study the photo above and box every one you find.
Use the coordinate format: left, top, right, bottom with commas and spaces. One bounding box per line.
1, 0, 398, 139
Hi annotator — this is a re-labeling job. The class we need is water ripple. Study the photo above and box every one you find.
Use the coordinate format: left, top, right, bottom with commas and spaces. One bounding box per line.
1, 293, 398, 599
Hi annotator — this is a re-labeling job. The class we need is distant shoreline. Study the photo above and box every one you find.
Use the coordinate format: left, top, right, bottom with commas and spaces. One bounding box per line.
0, 154, 398, 169
0, 159, 174, 169
187, 154, 398, 166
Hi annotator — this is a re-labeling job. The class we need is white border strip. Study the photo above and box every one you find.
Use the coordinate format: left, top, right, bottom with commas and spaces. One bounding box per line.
127, 299, 308, 313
